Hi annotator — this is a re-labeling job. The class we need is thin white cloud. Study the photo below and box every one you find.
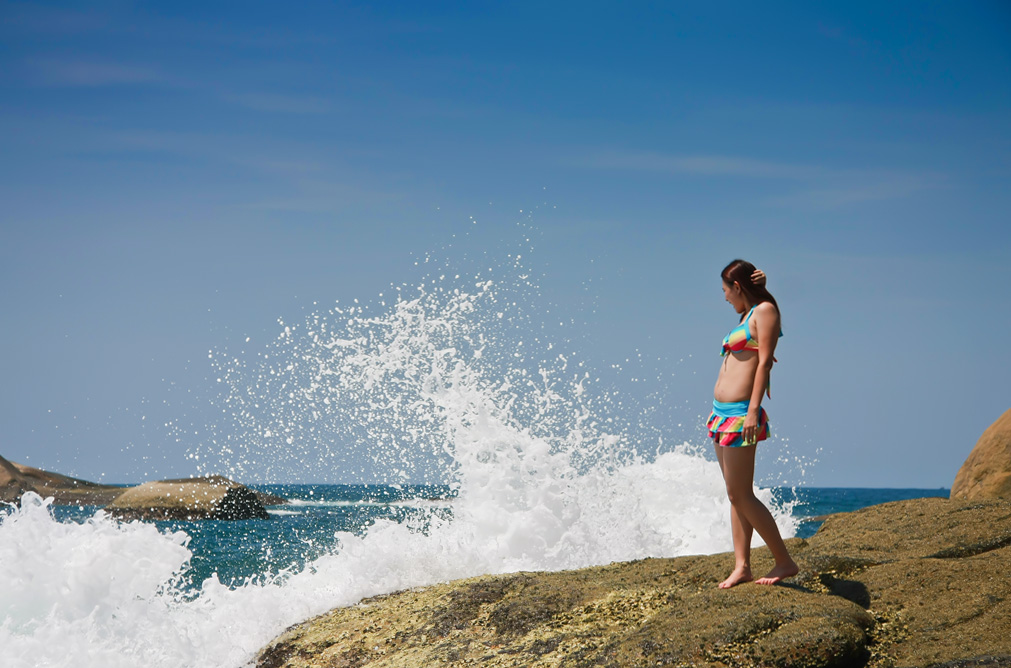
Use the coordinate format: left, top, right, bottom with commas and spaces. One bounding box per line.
29, 58, 159, 87
574, 149, 940, 210
95, 128, 405, 213
764, 171, 940, 210
235, 157, 325, 175
104, 129, 323, 176
222, 92, 333, 115
578, 150, 818, 179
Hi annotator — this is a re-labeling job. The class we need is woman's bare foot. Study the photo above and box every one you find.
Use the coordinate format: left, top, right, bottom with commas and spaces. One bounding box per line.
754, 560, 799, 585
718, 565, 753, 589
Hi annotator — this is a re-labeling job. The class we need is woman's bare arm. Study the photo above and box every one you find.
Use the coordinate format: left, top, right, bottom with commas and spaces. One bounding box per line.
743, 301, 779, 444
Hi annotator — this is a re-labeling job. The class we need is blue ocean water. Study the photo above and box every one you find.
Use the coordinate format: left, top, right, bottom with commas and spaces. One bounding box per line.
48, 484, 947, 590
49, 484, 453, 590
781, 486, 949, 538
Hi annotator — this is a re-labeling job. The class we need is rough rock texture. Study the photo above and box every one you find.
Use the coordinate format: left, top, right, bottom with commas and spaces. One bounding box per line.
952, 408, 1011, 501
0, 454, 125, 505
106, 475, 272, 520
257, 497, 1011, 668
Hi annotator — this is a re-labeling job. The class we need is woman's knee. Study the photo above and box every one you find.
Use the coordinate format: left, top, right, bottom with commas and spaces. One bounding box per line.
725, 485, 756, 507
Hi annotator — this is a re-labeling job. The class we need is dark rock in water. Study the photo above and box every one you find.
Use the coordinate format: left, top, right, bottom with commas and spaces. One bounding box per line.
256, 497, 1011, 668
106, 475, 271, 521
952, 407, 1011, 501
0, 453, 125, 505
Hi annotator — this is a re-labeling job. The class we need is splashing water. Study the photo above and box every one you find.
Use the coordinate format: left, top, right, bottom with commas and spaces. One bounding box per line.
1, 241, 797, 668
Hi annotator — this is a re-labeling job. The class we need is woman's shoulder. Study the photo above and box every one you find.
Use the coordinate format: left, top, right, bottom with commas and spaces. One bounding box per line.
752, 301, 781, 329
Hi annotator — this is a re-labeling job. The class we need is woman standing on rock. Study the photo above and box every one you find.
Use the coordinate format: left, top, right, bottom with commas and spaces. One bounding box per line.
709, 259, 798, 588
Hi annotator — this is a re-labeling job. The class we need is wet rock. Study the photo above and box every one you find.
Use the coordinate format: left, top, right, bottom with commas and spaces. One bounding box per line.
952, 407, 1011, 501
256, 497, 1011, 668
106, 475, 271, 521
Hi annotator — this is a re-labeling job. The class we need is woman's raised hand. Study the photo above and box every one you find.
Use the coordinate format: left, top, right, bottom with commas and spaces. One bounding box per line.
751, 269, 767, 286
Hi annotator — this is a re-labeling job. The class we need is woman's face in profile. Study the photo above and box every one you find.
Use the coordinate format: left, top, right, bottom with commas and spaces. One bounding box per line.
722, 281, 747, 314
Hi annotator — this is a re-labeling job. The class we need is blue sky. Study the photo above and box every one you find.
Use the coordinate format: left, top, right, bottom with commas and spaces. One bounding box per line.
1, 1, 1009, 487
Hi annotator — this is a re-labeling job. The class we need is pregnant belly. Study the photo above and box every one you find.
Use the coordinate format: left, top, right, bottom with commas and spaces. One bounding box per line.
714, 356, 757, 403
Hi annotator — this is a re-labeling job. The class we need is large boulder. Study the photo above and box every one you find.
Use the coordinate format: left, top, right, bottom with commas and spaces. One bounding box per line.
106, 475, 271, 521
951, 407, 1011, 501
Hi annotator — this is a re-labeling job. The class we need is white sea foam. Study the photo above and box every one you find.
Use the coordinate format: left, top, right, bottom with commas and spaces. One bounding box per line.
1, 241, 798, 667
280, 498, 451, 509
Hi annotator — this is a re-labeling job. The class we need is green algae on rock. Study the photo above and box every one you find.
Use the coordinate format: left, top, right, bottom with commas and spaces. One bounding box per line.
256, 497, 1011, 668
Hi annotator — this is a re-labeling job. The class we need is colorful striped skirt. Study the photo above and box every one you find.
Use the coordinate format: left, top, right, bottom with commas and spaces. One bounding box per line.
707, 399, 769, 447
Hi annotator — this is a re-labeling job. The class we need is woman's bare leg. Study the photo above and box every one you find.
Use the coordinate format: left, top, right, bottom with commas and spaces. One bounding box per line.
717, 444, 798, 586
715, 444, 753, 588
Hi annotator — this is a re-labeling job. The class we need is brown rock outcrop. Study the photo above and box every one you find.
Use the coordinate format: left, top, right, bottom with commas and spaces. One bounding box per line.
1, 454, 286, 513
0, 454, 37, 504
951, 407, 1011, 501
257, 497, 1011, 668
106, 475, 271, 521
0, 454, 124, 505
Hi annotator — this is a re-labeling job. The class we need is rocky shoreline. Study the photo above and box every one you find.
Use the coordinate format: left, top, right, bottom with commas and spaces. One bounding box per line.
5, 407, 1009, 666
257, 496, 1011, 668
256, 409, 1011, 668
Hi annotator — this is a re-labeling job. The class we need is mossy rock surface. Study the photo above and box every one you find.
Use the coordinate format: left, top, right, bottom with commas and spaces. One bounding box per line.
256, 497, 1011, 668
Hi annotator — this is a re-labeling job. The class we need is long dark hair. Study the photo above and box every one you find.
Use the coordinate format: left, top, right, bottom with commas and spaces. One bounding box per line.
721, 259, 779, 319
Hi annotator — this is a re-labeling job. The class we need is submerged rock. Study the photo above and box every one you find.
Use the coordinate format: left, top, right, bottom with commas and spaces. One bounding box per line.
951, 407, 1011, 501
106, 475, 271, 521
257, 496, 1011, 668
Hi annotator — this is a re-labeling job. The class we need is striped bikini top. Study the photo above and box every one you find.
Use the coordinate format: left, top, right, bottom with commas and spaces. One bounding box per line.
721, 306, 759, 356
721, 305, 782, 356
